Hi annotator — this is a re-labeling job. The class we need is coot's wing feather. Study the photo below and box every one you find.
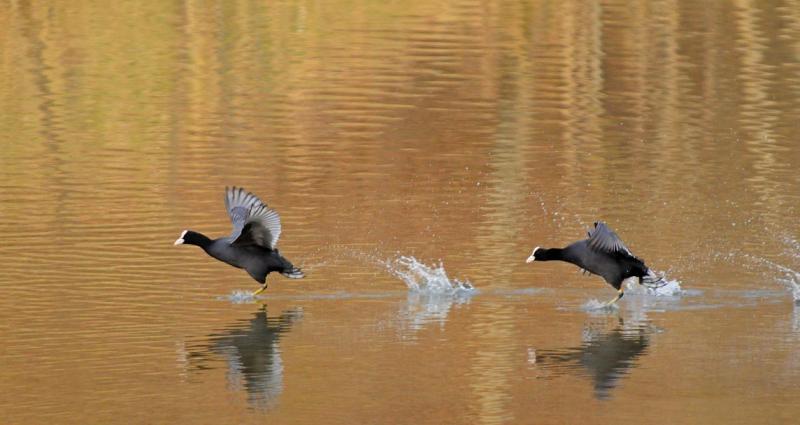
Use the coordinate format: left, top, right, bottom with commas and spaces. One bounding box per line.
586, 222, 633, 256
225, 186, 282, 249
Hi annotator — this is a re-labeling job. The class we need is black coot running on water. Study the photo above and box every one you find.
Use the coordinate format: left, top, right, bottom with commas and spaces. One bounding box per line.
174, 187, 304, 296
526, 222, 663, 306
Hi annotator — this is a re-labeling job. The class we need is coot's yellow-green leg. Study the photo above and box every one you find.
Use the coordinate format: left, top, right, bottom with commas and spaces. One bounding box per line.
604, 288, 624, 307
252, 284, 268, 297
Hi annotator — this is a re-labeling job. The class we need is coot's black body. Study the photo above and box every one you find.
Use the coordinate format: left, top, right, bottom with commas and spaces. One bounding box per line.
527, 222, 659, 304
175, 187, 304, 293
531, 240, 649, 290
178, 230, 300, 284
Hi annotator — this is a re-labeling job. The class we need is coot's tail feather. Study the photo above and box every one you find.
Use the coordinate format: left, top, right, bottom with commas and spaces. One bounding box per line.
282, 267, 305, 279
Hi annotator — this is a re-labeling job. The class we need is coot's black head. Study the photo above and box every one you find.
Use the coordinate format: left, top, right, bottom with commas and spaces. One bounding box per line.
173, 230, 209, 247
526, 246, 563, 262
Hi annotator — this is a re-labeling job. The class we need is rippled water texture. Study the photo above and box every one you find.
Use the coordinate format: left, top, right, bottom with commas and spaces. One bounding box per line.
1, 1, 799, 424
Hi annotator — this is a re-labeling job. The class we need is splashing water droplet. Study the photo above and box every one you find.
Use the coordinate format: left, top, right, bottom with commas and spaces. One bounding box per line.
625, 272, 684, 296
738, 252, 800, 302
221, 290, 257, 304
384, 256, 476, 296
581, 299, 619, 312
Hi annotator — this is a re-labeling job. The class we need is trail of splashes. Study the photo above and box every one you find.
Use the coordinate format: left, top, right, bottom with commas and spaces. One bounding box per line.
581, 272, 684, 312
751, 257, 800, 302
723, 248, 800, 303
625, 272, 684, 297
384, 256, 477, 334
321, 249, 478, 333
221, 290, 258, 304
290, 243, 368, 273
335, 247, 478, 295
581, 299, 620, 312
781, 235, 800, 259
384, 256, 476, 295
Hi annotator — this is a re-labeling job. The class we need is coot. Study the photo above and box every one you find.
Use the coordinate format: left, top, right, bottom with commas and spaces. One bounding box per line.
526, 222, 661, 306
174, 187, 304, 296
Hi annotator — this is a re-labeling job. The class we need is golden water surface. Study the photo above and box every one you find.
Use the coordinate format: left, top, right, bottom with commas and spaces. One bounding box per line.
1, 1, 799, 424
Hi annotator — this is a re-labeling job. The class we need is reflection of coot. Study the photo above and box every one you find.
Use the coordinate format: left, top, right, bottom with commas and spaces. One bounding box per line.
533, 318, 651, 399
189, 306, 302, 409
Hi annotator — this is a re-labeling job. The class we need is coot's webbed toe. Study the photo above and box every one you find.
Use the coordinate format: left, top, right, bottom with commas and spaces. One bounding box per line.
282, 266, 304, 279
641, 271, 666, 288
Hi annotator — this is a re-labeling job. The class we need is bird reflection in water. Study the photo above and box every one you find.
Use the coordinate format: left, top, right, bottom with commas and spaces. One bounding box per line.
185, 305, 302, 410
531, 315, 653, 399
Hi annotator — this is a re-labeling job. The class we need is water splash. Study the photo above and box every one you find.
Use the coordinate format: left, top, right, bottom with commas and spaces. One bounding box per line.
781, 235, 800, 256
776, 236, 800, 303
625, 272, 683, 297
581, 299, 619, 312
734, 250, 800, 303
378, 256, 477, 334
222, 290, 257, 304
757, 258, 800, 303
579, 272, 683, 312
384, 256, 476, 295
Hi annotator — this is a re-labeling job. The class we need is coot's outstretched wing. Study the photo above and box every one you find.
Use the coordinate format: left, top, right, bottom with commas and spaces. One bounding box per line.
586, 222, 633, 256
225, 187, 282, 249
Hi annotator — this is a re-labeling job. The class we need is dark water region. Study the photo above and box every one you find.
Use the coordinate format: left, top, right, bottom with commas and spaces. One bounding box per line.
1, 1, 800, 424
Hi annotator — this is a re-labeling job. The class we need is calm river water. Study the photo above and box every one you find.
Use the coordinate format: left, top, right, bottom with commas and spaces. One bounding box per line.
1, 1, 799, 424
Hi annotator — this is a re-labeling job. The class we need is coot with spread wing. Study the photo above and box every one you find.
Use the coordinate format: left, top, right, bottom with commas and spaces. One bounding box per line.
526, 222, 661, 306
174, 187, 304, 296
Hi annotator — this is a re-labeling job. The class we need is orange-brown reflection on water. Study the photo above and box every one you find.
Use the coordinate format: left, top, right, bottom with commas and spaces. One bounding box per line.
1, 1, 799, 424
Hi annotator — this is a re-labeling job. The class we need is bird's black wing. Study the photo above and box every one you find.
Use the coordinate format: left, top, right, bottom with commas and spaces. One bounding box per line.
225, 186, 282, 249
586, 222, 633, 256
